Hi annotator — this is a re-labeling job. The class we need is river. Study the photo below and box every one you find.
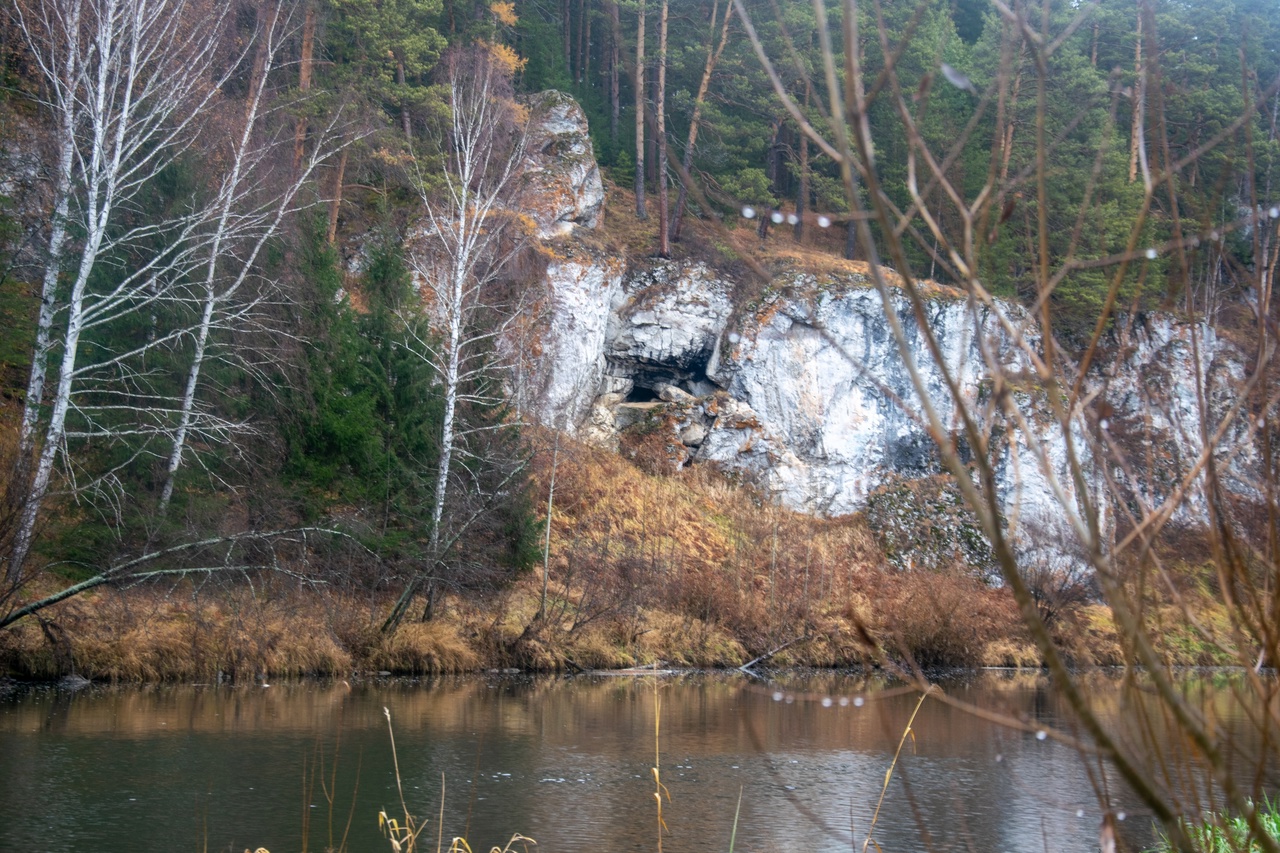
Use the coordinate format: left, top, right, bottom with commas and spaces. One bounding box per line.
0, 669, 1271, 852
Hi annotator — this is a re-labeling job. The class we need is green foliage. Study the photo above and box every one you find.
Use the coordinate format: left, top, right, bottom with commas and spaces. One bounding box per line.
284, 227, 442, 555
0, 193, 32, 386
719, 167, 774, 209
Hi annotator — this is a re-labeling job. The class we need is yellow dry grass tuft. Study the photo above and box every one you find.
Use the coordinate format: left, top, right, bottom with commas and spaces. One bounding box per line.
980, 639, 1042, 668
370, 621, 479, 675
0, 588, 353, 681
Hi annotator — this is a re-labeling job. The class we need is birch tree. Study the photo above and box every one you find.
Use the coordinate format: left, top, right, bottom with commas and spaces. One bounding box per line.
155, 7, 349, 516
383, 44, 535, 631
7, 0, 237, 581
5, 0, 346, 582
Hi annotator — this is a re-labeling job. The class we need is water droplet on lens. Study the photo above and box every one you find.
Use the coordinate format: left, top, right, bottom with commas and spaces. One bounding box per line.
773, 691, 784, 702
742, 206, 756, 219
785, 694, 795, 704
822, 697, 833, 707
1036, 730, 1048, 740
786, 213, 799, 225
838, 697, 850, 707
818, 215, 832, 228
853, 696, 865, 707
771, 211, 785, 224
1117, 811, 1127, 821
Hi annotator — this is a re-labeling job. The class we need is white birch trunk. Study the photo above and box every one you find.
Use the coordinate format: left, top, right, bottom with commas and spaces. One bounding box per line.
385, 49, 530, 630
7, 0, 241, 580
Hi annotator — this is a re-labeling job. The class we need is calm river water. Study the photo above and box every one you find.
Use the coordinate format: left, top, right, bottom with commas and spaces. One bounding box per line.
0, 670, 1268, 853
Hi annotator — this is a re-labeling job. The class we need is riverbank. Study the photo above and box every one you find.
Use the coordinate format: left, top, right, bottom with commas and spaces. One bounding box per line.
0, 573, 1113, 682
0, 436, 1241, 682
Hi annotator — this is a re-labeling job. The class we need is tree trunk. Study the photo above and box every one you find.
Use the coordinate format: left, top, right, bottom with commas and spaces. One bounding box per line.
795, 87, 810, 243
246, 3, 282, 121
161, 15, 326, 515
609, 1, 621, 140
1128, 6, 1145, 183
575, 0, 586, 83
671, 0, 732, 243
656, 0, 669, 257
766, 120, 783, 196
327, 148, 348, 244
634, 0, 646, 219
563, 0, 572, 72
538, 433, 560, 619
18, 95, 77, 467
293, 1, 316, 172
646, 64, 657, 185
397, 58, 413, 139
583, 0, 592, 84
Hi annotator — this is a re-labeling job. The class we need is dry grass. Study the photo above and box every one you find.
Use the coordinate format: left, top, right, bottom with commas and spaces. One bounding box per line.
0, 430, 1215, 680
367, 621, 479, 675
0, 587, 353, 681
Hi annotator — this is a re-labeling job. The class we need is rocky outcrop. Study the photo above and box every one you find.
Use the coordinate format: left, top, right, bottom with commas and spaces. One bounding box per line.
525, 245, 1257, 552
520, 91, 604, 238
509, 92, 1258, 548
697, 276, 1030, 515
516, 244, 625, 429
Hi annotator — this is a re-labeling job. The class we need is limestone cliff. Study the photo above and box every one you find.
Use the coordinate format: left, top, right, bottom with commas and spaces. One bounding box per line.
509, 93, 1259, 556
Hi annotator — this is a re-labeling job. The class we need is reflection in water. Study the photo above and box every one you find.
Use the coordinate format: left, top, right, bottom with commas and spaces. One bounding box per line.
0, 671, 1270, 852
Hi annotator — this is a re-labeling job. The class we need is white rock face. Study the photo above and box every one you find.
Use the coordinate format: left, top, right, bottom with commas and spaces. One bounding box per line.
606, 260, 734, 379
1093, 315, 1255, 515
528, 250, 1258, 556
515, 246, 624, 430
702, 278, 1039, 516
521, 91, 605, 238
508, 102, 1258, 542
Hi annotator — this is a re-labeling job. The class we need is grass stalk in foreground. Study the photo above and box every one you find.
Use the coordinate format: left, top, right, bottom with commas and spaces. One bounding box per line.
653, 677, 671, 853
380, 706, 534, 853
380, 707, 426, 853
861, 685, 935, 853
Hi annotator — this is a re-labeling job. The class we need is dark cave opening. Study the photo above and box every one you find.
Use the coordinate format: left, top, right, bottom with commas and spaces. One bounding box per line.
625, 384, 661, 403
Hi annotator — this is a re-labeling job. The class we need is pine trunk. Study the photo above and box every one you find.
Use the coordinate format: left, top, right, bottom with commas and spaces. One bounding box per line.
671, 0, 732, 243
327, 148, 348, 244
1128, 8, 1145, 183
398, 59, 413, 139
293, 2, 316, 171
609, 1, 621, 139
634, 0, 646, 219
656, 0, 669, 257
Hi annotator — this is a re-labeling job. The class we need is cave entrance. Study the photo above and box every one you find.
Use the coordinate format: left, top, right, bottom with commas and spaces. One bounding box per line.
625, 384, 661, 403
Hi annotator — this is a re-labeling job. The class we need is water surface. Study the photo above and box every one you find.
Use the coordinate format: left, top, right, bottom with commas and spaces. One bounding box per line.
0, 670, 1266, 852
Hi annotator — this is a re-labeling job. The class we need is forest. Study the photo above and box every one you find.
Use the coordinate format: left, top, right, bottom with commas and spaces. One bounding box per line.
0, 0, 1275, 679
